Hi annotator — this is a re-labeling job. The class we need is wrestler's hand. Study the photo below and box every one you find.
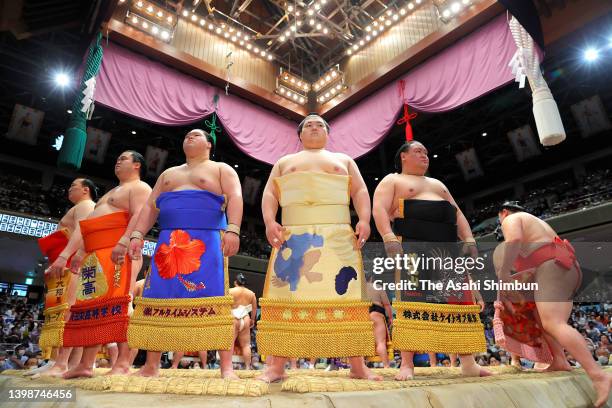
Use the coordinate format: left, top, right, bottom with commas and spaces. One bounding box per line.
111, 242, 128, 265
265, 221, 285, 249
473, 290, 485, 312
128, 238, 144, 260
69, 249, 86, 274
222, 232, 240, 257
45, 256, 67, 280
354, 220, 370, 249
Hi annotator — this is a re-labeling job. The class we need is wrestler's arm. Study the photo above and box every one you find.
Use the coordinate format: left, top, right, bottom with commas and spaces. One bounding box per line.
372, 175, 395, 237
262, 161, 284, 247
220, 163, 243, 256
498, 214, 524, 282
347, 156, 371, 247
131, 173, 165, 237
220, 163, 243, 228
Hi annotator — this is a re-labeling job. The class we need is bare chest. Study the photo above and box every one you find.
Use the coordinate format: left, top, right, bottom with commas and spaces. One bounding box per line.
163, 167, 222, 194
281, 155, 348, 175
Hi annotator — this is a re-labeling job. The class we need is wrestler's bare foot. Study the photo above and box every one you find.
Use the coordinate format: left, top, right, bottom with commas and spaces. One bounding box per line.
221, 369, 240, 380
592, 372, 612, 408
256, 367, 286, 383
62, 365, 94, 379
537, 360, 572, 373
394, 366, 414, 381
349, 365, 383, 381
461, 364, 493, 377
130, 365, 159, 377
105, 364, 131, 376
23, 361, 55, 376
41, 365, 68, 377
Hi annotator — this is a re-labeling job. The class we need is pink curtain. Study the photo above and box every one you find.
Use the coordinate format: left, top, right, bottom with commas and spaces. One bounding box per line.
327, 14, 518, 157
95, 14, 518, 164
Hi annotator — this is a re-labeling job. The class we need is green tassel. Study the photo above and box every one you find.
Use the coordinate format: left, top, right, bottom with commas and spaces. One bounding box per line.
57, 33, 104, 170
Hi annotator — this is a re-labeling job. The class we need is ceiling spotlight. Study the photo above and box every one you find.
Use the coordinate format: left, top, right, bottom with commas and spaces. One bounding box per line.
365, 26, 371, 32
366, 35, 371, 41
208, 23, 214, 30
324, 92, 330, 98
321, 0, 327, 4
433, 154, 438, 158
299, 97, 305, 103
372, 30, 378, 36
215, 27, 222, 34
314, 3, 321, 10
167, 16, 173, 23
244, 35, 250, 41
246, 43, 252, 49
231, 36, 237, 42
152, 26, 159, 34
316, 23, 322, 30
584, 47, 599, 62
229, 27, 234, 33
416, 0, 422, 3
324, 75, 330, 81
67, 109, 72, 114
234, 164, 239, 168
131, 15, 138, 24
393, 14, 399, 21
268, 54, 274, 61
309, 18, 315, 25
54, 72, 70, 87
224, 32, 230, 38
200, 19, 205, 26
286, 90, 292, 97
157, 11, 163, 17
401, 7, 407, 14
297, 80, 303, 86
408, 3, 415, 10
280, 35, 286, 41
261, 51, 266, 57
379, 25, 384, 31
239, 40, 244, 45
142, 21, 149, 28
293, 94, 298, 100
331, 71, 337, 77
442, 9, 451, 18
131, 130, 137, 135
136, 1, 143, 7
451, 2, 461, 13
290, 78, 296, 83
147, 5, 153, 13
335, 84, 341, 90
359, 39, 364, 46
297, 20, 302, 26
481, 132, 487, 137
386, 9, 393, 16
323, 27, 329, 34
161, 31, 169, 39
296, 11, 301, 16
318, 96, 323, 102
462, 0, 470, 4
191, 14, 197, 21
290, 25, 296, 32
307, 9, 314, 15
352, 44, 358, 50
288, 5, 294, 12
253, 47, 259, 53
385, 19, 391, 26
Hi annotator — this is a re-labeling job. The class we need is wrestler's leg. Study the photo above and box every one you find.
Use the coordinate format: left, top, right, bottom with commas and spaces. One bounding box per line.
128, 348, 139, 367
108, 259, 142, 375
458, 354, 492, 377
395, 351, 414, 380
132, 351, 161, 377
106, 343, 118, 367
219, 349, 239, 379
450, 353, 458, 367
348, 356, 383, 380
533, 307, 571, 372
257, 356, 287, 383
171, 352, 184, 369
308, 358, 316, 369
535, 264, 611, 407
428, 352, 437, 367
41, 347, 72, 376
370, 312, 390, 368
62, 345, 99, 379
198, 350, 208, 368
237, 317, 252, 369
510, 353, 522, 368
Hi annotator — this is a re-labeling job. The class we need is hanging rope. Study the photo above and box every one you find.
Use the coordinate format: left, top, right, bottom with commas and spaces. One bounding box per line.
57, 32, 105, 169
396, 80, 417, 141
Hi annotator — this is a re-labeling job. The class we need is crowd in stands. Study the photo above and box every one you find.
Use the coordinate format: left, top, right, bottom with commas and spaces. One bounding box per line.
467, 169, 611, 236
0, 173, 70, 219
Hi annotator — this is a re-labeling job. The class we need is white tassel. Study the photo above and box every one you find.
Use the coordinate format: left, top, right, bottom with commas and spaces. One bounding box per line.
532, 88, 566, 146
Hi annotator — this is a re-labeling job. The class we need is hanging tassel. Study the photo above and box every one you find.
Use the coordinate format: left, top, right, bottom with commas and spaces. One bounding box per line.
396, 80, 417, 141
204, 113, 219, 145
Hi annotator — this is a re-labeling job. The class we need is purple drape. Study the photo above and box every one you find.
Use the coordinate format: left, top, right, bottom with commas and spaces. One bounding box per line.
95, 14, 518, 164
327, 15, 518, 158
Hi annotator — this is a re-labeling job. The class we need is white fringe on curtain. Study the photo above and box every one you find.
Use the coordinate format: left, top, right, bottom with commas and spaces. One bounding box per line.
508, 16, 566, 146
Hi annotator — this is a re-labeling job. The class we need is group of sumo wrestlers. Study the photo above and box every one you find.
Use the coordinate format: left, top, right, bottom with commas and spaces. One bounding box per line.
32, 114, 611, 407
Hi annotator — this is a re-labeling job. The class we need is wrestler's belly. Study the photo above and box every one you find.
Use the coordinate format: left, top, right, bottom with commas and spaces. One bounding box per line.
264, 223, 363, 300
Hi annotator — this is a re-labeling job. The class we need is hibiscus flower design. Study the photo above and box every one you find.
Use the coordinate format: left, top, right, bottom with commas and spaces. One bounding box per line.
154, 230, 207, 291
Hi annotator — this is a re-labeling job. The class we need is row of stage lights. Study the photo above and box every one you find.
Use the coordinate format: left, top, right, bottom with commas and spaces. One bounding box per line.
126, 0, 274, 61
279, 0, 332, 43
276, 70, 309, 105
437, 0, 474, 21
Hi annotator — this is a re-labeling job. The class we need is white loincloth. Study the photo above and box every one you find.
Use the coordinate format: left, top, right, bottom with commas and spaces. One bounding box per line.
232, 304, 252, 331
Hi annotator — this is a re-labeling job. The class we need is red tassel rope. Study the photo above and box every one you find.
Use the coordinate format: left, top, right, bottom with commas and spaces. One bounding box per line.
397, 80, 417, 141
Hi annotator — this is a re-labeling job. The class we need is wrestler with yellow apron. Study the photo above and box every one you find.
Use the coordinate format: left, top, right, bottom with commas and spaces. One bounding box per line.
63, 212, 132, 347
257, 172, 375, 358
